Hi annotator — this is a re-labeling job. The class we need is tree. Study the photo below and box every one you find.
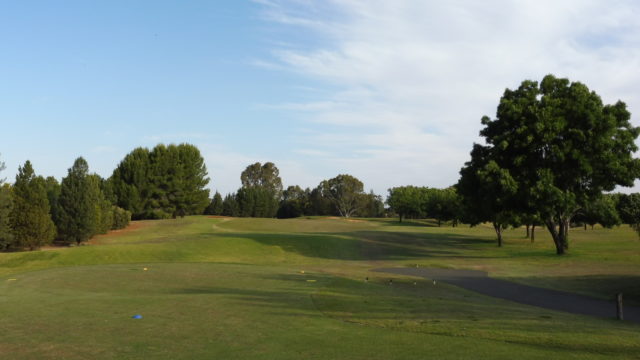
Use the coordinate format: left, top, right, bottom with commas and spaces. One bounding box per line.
277, 185, 309, 218
0, 183, 13, 250
457, 153, 518, 247
617, 193, 640, 239
387, 186, 425, 222
57, 158, 99, 245
0, 156, 14, 250
109, 144, 210, 219
222, 193, 239, 217
469, 75, 640, 254
575, 194, 621, 230
10, 161, 56, 250
321, 174, 365, 218
358, 190, 385, 218
205, 192, 224, 215
236, 162, 282, 218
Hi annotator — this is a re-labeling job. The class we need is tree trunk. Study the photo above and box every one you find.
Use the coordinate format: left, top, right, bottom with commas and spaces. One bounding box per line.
545, 217, 569, 255
530, 225, 536, 243
437, 219, 441, 227
399, 214, 403, 223
584, 223, 587, 231
493, 222, 503, 247
526, 224, 530, 238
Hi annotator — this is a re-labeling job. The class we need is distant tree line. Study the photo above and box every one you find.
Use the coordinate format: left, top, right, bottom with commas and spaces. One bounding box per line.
204, 162, 385, 219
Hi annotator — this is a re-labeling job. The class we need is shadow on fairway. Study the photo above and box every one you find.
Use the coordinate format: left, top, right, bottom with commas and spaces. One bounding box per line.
212, 230, 495, 261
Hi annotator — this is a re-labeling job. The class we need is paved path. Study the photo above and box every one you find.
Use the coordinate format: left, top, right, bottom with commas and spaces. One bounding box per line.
374, 267, 640, 323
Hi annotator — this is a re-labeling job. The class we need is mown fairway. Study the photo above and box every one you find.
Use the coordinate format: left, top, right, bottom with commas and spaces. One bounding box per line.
1, 216, 639, 359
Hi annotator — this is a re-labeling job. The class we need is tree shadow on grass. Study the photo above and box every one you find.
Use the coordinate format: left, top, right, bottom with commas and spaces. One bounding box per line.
211, 230, 498, 261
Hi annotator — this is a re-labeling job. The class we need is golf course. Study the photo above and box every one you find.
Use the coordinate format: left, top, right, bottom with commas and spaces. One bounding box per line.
1, 216, 638, 359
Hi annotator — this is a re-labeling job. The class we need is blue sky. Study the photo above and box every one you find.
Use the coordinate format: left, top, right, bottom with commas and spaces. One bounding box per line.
2, 1, 640, 196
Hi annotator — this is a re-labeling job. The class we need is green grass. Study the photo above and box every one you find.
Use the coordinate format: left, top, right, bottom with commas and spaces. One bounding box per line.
1, 216, 639, 359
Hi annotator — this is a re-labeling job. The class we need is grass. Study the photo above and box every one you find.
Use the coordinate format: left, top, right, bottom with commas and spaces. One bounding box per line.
0, 216, 639, 359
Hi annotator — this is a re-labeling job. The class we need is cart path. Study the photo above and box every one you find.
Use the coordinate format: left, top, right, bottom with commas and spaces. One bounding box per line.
374, 267, 640, 323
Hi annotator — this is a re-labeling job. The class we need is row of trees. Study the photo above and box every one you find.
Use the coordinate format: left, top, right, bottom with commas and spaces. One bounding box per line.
0, 156, 131, 251
203, 163, 385, 219
386, 186, 461, 225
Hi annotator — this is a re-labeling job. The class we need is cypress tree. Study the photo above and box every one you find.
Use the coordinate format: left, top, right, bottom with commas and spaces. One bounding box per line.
10, 161, 56, 250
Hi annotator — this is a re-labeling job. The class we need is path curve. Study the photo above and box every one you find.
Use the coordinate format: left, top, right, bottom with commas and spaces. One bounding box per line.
374, 267, 640, 323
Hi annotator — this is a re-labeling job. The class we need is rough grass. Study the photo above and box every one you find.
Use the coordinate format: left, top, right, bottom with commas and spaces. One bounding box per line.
0, 216, 639, 359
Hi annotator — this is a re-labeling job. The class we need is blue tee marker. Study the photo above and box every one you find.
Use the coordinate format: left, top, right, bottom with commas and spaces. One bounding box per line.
132, 314, 143, 319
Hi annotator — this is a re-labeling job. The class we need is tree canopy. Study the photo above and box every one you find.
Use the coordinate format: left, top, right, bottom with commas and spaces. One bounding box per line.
10, 161, 56, 250
460, 75, 640, 254
110, 143, 210, 219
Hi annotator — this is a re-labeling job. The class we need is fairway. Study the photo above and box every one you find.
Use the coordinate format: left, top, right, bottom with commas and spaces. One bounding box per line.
1, 216, 639, 359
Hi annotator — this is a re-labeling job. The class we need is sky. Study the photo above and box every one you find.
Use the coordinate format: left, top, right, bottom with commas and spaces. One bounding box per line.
1, 0, 640, 196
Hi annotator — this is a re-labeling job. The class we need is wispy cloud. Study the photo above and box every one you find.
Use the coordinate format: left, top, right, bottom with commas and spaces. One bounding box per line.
255, 0, 640, 193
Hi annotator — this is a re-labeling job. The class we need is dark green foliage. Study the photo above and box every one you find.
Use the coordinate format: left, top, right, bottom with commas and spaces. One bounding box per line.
616, 193, 640, 238
575, 194, 621, 229
357, 190, 385, 218
10, 161, 56, 250
0, 183, 13, 250
387, 186, 461, 225
387, 186, 425, 222
457, 152, 519, 246
222, 193, 239, 217
321, 174, 365, 218
462, 75, 640, 254
307, 185, 334, 216
422, 187, 462, 226
0, 156, 13, 249
236, 162, 282, 218
205, 192, 224, 215
44, 176, 61, 227
110, 147, 150, 218
277, 185, 309, 218
57, 158, 100, 245
110, 144, 210, 219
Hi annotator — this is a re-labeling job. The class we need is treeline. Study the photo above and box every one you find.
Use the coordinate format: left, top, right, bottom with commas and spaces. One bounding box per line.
0, 143, 211, 251
0, 157, 131, 251
386, 186, 460, 226
203, 163, 384, 219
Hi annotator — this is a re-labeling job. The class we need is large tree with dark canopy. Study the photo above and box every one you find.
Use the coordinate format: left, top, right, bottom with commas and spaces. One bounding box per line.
464, 75, 640, 254
110, 144, 210, 219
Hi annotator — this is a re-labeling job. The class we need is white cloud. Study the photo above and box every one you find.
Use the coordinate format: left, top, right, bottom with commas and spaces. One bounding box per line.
255, 0, 640, 194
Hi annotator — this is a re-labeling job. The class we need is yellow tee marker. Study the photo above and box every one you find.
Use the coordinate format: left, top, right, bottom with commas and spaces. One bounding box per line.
143, 268, 148, 271
306, 279, 316, 283
300, 270, 305, 274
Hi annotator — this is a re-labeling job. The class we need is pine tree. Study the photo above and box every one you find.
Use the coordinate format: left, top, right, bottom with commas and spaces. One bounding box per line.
205, 192, 224, 215
10, 161, 56, 250
0, 156, 14, 249
57, 157, 98, 245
